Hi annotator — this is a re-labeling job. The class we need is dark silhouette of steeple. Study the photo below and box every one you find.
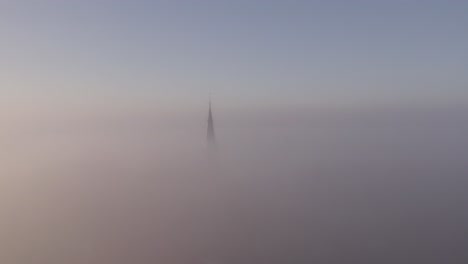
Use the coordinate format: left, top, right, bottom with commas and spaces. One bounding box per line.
207, 97, 216, 149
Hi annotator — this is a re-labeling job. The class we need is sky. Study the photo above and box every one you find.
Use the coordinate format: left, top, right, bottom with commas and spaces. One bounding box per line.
1, 0, 467, 116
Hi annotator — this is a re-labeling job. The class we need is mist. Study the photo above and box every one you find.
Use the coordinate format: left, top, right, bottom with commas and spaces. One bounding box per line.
1, 106, 468, 263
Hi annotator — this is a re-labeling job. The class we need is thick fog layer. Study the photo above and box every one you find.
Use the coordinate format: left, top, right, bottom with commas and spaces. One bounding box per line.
1, 107, 468, 263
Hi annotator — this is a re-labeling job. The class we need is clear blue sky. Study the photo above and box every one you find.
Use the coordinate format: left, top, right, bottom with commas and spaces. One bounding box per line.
1, 0, 467, 114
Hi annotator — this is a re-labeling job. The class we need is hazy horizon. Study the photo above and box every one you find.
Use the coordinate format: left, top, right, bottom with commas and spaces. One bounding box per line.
2, 1, 468, 263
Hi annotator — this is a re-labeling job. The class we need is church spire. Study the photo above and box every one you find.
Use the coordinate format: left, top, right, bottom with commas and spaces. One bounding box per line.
207, 96, 216, 148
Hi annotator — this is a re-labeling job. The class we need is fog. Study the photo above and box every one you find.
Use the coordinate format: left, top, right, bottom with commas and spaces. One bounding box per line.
1, 107, 468, 263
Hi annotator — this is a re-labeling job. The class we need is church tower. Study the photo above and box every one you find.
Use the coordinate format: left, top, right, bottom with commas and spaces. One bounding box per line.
207, 97, 216, 149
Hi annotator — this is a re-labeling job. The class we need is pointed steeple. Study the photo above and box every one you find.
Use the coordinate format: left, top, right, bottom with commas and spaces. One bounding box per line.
207, 96, 216, 148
